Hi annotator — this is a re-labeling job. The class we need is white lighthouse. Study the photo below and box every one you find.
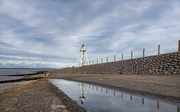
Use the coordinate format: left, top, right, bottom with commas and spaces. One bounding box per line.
77, 44, 88, 67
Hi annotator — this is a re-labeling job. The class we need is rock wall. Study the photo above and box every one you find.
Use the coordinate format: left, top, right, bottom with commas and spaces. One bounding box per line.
57, 52, 180, 75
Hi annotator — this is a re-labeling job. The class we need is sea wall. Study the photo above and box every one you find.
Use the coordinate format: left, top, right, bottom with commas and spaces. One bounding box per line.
57, 52, 180, 75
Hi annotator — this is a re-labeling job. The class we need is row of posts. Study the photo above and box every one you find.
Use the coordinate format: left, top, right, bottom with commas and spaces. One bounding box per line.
89, 40, 180, 65
87, 84, 180, 111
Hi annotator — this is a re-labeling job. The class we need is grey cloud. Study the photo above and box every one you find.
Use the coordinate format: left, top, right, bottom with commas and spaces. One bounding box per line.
0, 0, 180, 68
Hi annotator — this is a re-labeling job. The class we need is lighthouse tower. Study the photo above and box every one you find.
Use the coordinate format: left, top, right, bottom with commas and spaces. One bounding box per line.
77, 44, 88, 67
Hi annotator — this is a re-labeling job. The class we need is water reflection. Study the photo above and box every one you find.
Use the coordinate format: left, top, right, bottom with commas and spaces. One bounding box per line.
49, 79, 180, 112
77, 83, 87, 104
142, 98, 144, 105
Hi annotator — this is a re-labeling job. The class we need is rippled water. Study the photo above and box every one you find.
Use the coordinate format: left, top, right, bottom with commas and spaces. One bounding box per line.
49, 79, 180, 112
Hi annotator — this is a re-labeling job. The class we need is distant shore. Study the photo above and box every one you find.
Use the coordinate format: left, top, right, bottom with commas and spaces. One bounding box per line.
0, 68, 53, 82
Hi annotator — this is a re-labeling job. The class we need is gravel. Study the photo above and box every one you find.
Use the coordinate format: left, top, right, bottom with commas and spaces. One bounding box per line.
0, 80, 36, 94
0, 78, 86, 112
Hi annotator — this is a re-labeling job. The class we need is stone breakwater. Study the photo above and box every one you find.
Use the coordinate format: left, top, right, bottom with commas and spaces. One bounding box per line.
58, 52, 180, 75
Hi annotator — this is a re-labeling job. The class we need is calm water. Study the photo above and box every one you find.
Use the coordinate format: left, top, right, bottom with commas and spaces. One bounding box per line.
49, 79, 180, 112
0, 68, 54, 82
0, 76, 24, 81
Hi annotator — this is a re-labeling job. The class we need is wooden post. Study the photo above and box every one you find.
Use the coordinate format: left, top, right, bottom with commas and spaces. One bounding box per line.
106, 57, 108, 63
93, 60, 94, 64
122, 53, 123, 61
97, 59, 98, 64
101, 58, 103, 63
143, 48, 145, 58
114, 55, 116, 62
89, 61, 91, 65
131, 51, 133, 59
158, 45, 160, 55
178, 40, 180, 52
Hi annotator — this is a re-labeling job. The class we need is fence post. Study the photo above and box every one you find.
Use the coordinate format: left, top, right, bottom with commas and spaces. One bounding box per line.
143, 48, 145, 58
101, 58, 103, 63
131, 51, 133, 59
114, 55, 116, 62
158, 45, 160, 55
93, 60, 94, 64
122, 53, 123, 61
178, 40, 180, 52
89, 61, 91, 65
97, 59, 98, 64
107, 57, 108, 63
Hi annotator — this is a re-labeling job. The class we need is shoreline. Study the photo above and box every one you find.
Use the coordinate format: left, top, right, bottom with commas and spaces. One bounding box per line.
64, 78, 180, 106
1, 72, 179, 111
48, 72, 180, 101
0, 78, 86, 112
0, 73, 50, 84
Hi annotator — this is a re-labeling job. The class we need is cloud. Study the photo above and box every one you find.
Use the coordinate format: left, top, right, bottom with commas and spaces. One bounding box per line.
0, 0, 180, 68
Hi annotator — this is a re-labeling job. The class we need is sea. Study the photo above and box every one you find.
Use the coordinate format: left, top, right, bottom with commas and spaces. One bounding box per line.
0, 68, 56, 82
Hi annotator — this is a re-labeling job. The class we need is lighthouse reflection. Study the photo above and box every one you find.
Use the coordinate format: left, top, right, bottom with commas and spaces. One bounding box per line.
77, 82, 87, 104
75, 81, 179, 112
49, 79, 179, 112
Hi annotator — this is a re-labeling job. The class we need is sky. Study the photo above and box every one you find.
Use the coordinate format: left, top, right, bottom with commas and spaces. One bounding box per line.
0, 0, 180, 68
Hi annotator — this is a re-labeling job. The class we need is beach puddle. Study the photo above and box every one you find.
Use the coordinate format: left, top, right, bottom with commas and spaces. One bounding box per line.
49, 79, 179, 112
